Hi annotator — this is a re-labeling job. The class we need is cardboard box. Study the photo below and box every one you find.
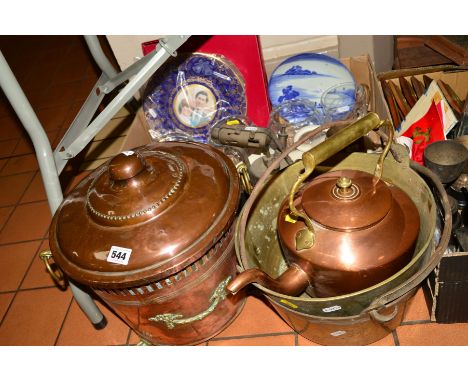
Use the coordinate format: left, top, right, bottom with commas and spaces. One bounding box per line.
79, 107, 150, 171
377, 65, 468, 128
341, 55, 389, 119
79, 108, 132, 171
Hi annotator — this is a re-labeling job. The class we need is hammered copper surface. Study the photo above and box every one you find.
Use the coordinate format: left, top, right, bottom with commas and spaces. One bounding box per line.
277, 169, 420, 297
49, 142, 240, 287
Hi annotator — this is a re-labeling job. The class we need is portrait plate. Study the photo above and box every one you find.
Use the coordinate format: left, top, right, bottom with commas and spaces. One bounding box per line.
143, 53, 247, 143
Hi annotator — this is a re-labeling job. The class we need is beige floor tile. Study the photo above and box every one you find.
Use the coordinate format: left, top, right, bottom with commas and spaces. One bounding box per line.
0, 154, 38, 175
0, 172, 35, 206
20, 172, 47, 203
0, 240, 41, 292
397, 322, 468, 346
56, 299, 129, 346
0, 201, 51, 244
214, 296, 292, 338
0, 287, 72, 345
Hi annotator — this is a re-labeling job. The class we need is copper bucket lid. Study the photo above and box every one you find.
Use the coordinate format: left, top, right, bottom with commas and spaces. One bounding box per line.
49, 142, 240, 288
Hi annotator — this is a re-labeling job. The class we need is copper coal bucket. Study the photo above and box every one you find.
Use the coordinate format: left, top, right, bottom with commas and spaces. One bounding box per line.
229, 113, 451, 345
44, 142, 246, 345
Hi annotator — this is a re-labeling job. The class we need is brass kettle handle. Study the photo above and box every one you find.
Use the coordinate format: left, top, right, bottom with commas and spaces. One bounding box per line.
148, 277, 231, 329
39, 250, 67, 289
288, 113, 394, 250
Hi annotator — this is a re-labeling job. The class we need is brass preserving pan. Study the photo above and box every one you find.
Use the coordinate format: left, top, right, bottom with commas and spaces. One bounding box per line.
234, 116, 451, 344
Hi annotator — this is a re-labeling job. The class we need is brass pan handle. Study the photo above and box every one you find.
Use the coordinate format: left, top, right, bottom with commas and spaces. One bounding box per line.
39, 250, 67, 290
148, 277, 231, 329
369, 305, 399, 324
288, 113, 394, 250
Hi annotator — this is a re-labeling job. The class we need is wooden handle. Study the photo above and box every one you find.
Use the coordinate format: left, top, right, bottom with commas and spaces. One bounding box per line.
399, 77, 417, 108
388, 80, 411, 117
423, 74, 433, 89
437, 79, 463, 117
410, 76, 426, 99
381, 80, 401, 128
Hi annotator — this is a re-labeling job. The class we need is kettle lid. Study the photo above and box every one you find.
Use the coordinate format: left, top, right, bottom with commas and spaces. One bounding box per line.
301, 170, 393, 231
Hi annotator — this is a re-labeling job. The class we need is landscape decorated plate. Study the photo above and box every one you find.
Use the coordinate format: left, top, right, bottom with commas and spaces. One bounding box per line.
268, 53, 356, 120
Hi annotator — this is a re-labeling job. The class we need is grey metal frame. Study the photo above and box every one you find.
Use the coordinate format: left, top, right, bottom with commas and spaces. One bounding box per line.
0, 35, 190, 325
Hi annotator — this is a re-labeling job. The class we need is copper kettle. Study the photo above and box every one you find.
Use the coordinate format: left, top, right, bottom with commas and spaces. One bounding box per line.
227, 113, 420, 298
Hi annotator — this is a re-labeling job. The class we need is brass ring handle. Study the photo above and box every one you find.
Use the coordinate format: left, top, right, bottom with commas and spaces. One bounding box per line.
236, 162, 253, 194
39, 250, 66, 288
369, 305, 398, 323
287, 113, 387, 250
148, 277, 231, 329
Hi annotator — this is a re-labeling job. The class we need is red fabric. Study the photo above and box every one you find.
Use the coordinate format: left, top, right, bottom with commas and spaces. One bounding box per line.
402, 101, 445, 165
141, 36, 271, 127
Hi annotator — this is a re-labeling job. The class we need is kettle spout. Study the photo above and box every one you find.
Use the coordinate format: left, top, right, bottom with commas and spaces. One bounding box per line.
227, 264, 310, 296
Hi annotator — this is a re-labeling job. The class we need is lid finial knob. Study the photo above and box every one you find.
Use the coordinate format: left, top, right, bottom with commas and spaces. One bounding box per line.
108, 151, 146, 181
333, 176, 359, 200
337, 176, 352, 190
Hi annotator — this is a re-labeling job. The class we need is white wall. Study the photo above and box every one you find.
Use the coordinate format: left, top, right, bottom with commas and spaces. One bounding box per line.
106, 35, 394, 76
106, 35, 340, 75
260, 35, 339, 78
106, 35, 161, 70
338, 35, 394, 73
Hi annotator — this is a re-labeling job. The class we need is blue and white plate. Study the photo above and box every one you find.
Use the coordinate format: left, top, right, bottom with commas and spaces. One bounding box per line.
143, 53, 247, 143
268, 53, 356, 121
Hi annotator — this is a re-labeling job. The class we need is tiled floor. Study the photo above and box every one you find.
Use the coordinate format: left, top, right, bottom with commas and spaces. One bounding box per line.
0, 35, 467, 346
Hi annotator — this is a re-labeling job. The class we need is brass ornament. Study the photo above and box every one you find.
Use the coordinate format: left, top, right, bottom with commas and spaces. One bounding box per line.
148, 277, 231, 329
236, 161, 253, 194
